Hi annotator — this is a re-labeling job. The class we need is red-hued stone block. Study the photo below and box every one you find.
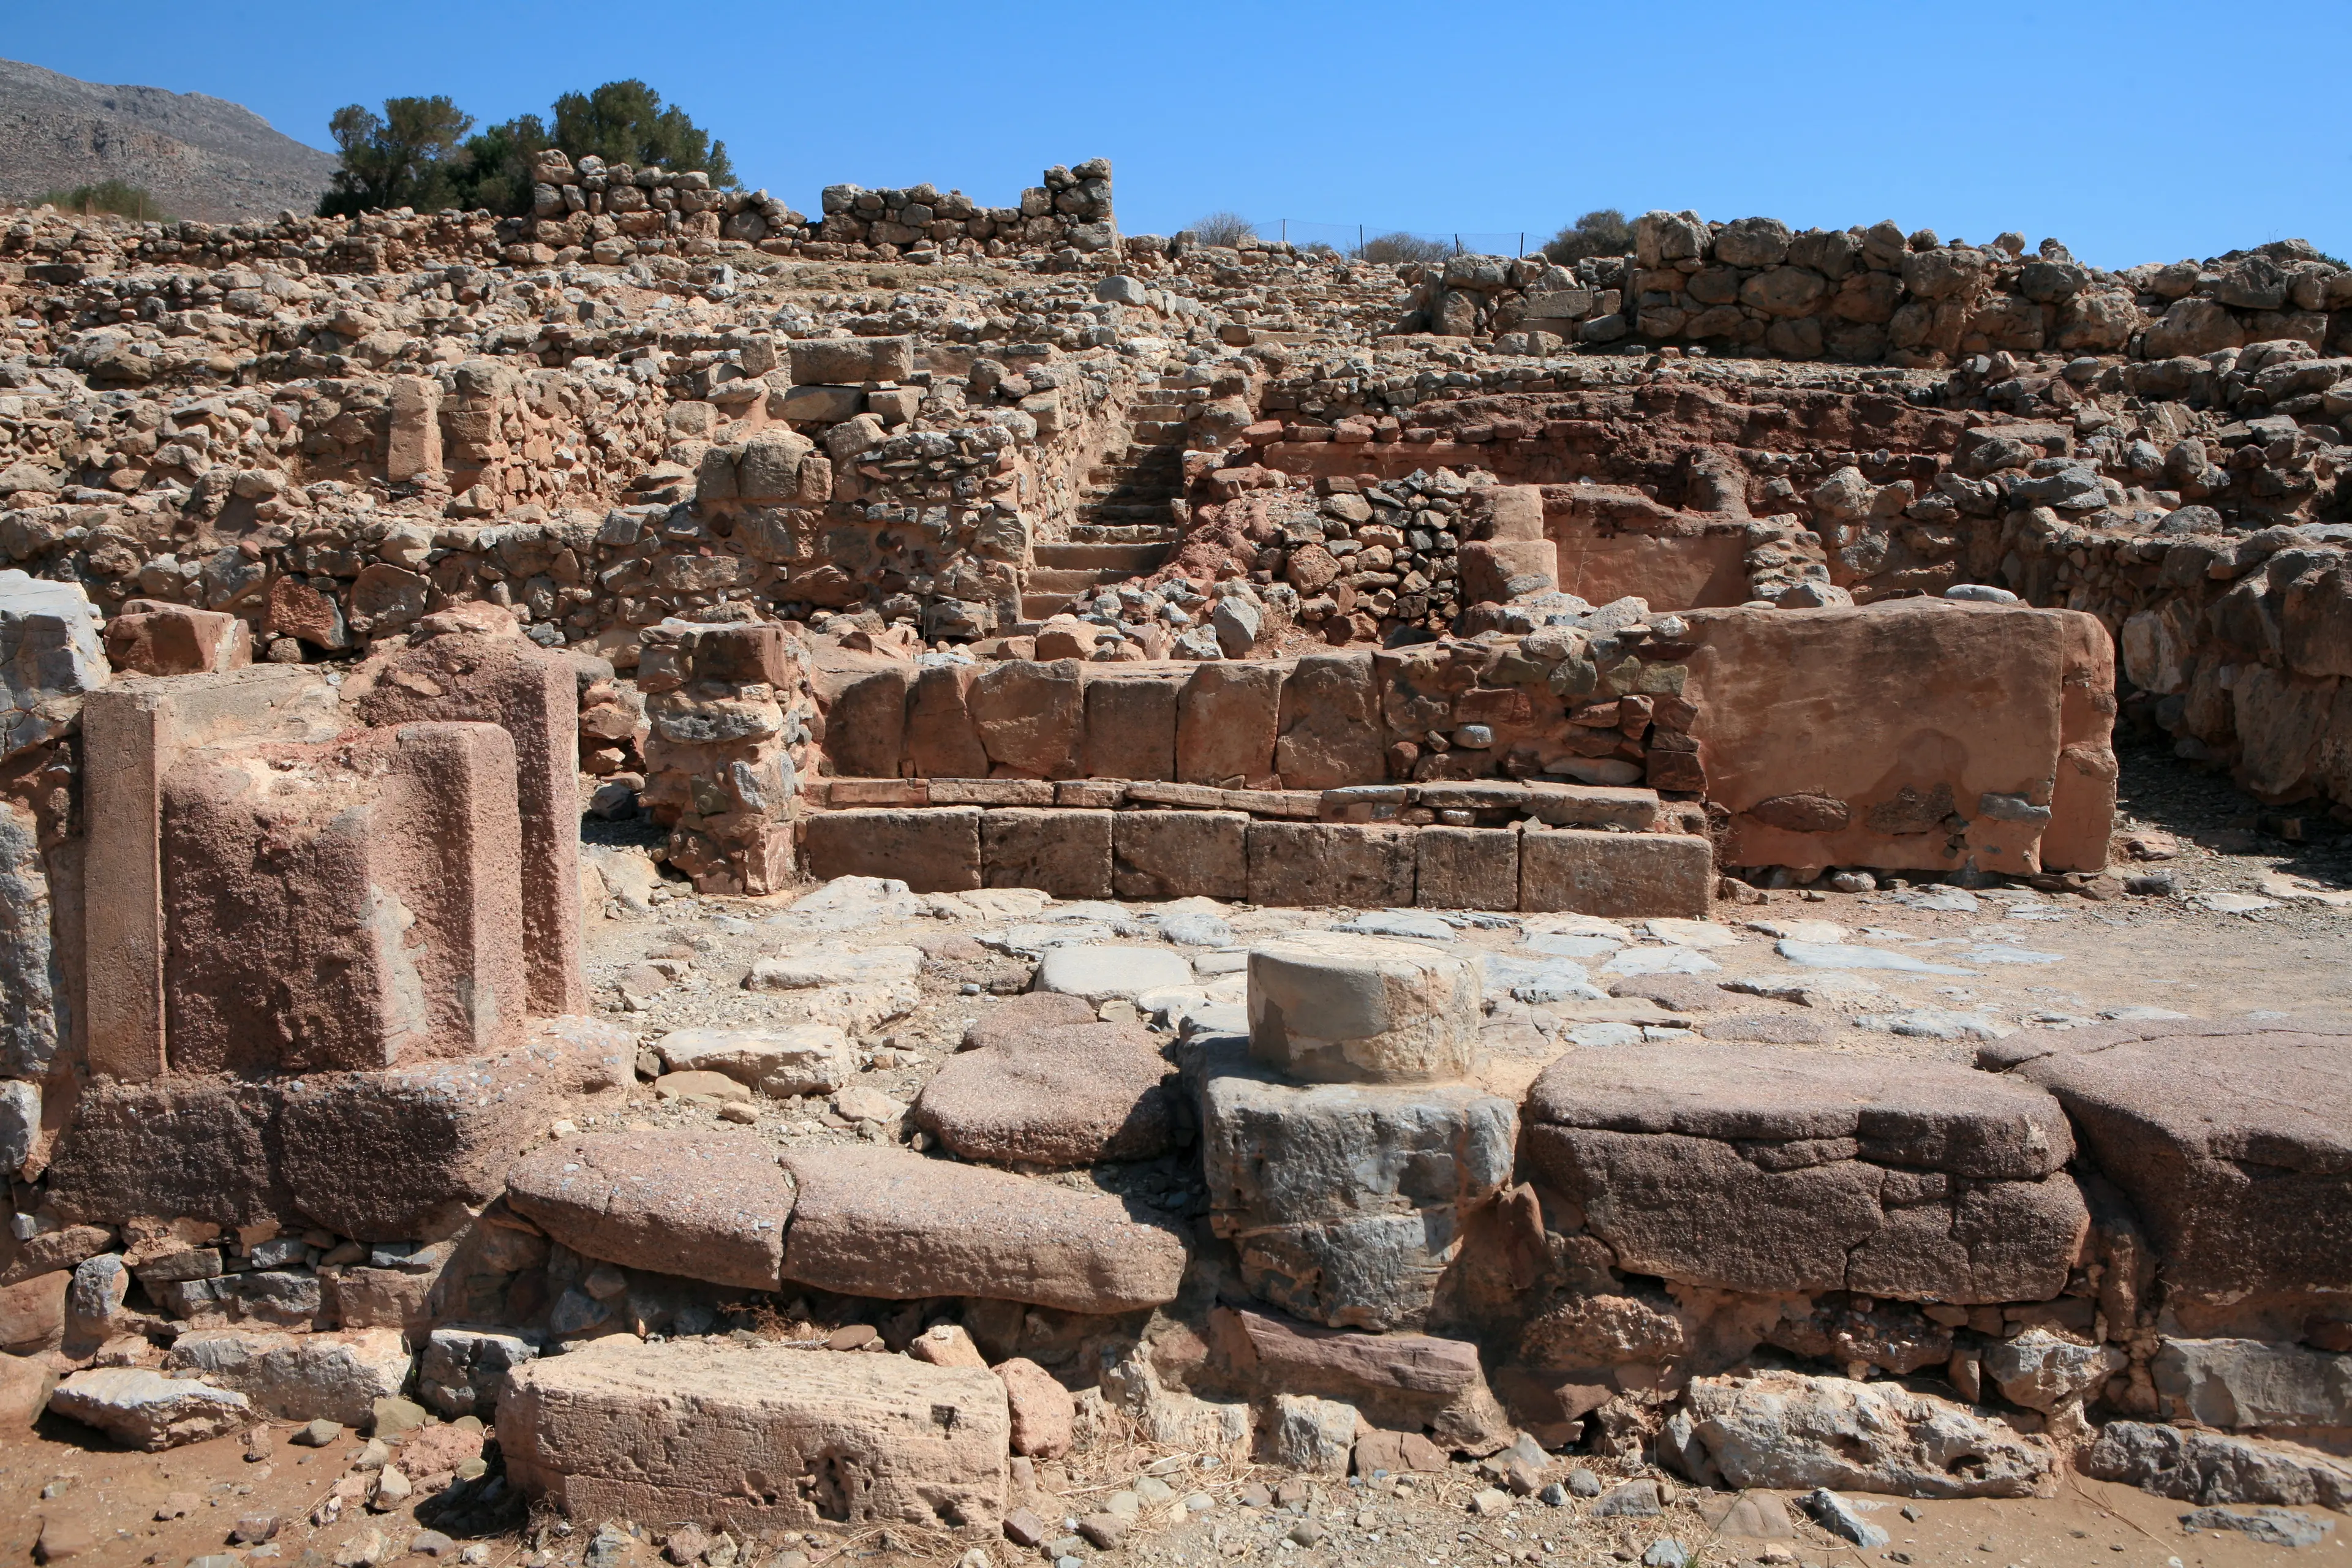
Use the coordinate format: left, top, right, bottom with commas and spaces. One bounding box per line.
161, 721, 527, 1073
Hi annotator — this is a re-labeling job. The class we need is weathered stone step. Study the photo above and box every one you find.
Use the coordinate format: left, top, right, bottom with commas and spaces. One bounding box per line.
780, 1144, 1188, 1313
1033, 541, 1169, 571
1023, 566, 1110, 596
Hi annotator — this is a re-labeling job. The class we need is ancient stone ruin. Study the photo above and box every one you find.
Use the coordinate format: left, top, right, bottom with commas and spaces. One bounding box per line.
1, 161, 2349, 1564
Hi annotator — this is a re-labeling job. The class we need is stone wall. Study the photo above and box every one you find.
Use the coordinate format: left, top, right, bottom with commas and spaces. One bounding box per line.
1392, 216, 2352, 369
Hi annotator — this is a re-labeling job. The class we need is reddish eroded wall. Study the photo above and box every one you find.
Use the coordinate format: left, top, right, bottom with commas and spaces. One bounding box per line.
1681, 599, 2115, 875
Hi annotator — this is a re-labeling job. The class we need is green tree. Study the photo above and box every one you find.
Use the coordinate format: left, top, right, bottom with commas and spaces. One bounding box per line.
318, 96, 474, 217
1543, 208, 1632, 265
451, 113, 553, 216
548, 80, 734, 188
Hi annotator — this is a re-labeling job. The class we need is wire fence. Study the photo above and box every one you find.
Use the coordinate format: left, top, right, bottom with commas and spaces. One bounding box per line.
1186, 216, 1554, 261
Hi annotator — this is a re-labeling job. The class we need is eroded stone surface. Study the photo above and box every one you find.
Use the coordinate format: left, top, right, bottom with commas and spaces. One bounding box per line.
782, 1144, 1186, 1313
1523, 1044, 2086, 1302
499, 1338, 1009, 1532
1684, 1371, 2053, 1497
506, 1131, 793, 1292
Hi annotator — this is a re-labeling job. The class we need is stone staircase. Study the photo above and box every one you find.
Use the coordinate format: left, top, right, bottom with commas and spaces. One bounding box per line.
1019, 375, 1210, 620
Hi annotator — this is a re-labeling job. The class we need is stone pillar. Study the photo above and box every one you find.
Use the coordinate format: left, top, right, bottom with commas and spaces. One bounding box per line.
385, 375, 444, 487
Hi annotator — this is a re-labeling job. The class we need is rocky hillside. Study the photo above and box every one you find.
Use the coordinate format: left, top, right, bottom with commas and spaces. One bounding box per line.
0, 56, 334, 222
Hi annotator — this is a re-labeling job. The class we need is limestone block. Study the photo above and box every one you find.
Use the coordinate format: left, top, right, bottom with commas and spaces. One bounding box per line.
804, 807, 981, 892
1035, 943, 1194, 1005
1114, 810, 1247, 901
50, 1366, 253, 1450
0, 1267, 66, 1351
0, 802, 56, 1081
653, 1025, 856, 1096
2081, 1422, 2352, 1510
166, 1327, 413, 1427
782, 1145, 1186, 1314
1684, 1371, 2052, 1497
499, 1338, 1008, 1532
506, 1131, 794, 1291
1248, 931, 1481, 1085
982, 807, 1113, 899
1523, 1044, 2087, 1303
993, 1356, 1074, 1459
2152, 1338, 2352, 1436
419, 1327, 541, 1419
0, 1351, 56, 1427
1518, 826, 1712, 918
0, 569, 107, 757
1192, 1039, 1515, 1330
1246, 821, 1415, 909
1268, 1393, 1359, 1474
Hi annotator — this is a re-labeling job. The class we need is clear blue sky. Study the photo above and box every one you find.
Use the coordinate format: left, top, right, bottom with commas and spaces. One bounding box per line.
11, 0, 2349, 269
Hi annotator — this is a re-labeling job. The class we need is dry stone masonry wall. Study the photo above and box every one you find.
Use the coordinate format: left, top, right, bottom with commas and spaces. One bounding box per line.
0, 172, 2346, 1563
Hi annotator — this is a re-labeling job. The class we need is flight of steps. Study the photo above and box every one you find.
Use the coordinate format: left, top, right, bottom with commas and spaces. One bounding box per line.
1019, 377, 1212, 621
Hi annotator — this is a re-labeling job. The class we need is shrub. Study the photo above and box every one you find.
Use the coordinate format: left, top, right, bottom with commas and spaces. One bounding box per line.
1187, 211, 1256, 248
1544, 208, 1632, 264
1356, 231, 1449, 264
35, 181, 165, 220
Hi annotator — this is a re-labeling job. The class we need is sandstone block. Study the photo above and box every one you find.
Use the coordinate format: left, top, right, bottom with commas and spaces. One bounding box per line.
1518, 826, 1711, 918
1985, 1022, 2352, 1317
971, 660, 1082, 778
1276, 654, 1383, 790
1521, 783, 1660, 831
907, 663, 990, 778
354, 631, 589, 1018
1248, 931, 1481, 1085
993, 1357, 1074, 1458
782, 1145, 1186, 1314
1415, 827, 1520, 912
981, 807, 1112, 899
915, 1020, 1178, 1168
654, 1025, 856, 1096
824, 666, 911, 778
804, 807, 981, 892
1523, 1044, 2086, 1303
104, 603, 251, 676
162, 721, 527, 1072
0, 1267, 66, 1352
1192, 1038, 1515, 1330
499, 1338, 1008, 1531
1684, 1371, 2051, 1497
50, 1366, 253, 1450
790, 336, 916, 385
1082, 673, 1178, 781
1246, 822, 1415, 909
1210, 1305, 1510, 1452
0, 1349, 56, 1427
165, 1327, 413, 1427
506, 1131, 794, 1291
1178, 662, 1282, 786
1114, 810, 1248, 900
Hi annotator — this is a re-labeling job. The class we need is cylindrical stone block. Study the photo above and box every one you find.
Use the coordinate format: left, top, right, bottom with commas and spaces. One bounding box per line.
1246, 932, 1481, 1084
